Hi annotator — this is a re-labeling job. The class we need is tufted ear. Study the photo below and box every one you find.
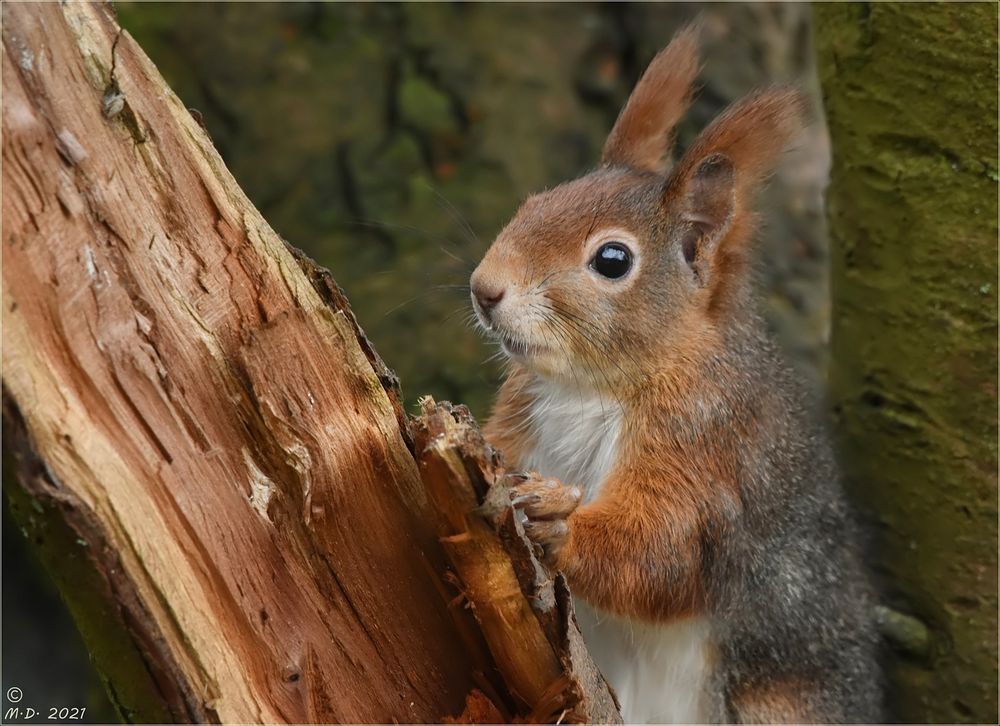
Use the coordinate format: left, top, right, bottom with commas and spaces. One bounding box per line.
665, 87, 807, 289
601, 25, 700, 173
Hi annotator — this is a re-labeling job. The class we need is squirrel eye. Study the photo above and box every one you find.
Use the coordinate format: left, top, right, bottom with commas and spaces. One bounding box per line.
591, 242, 633, 279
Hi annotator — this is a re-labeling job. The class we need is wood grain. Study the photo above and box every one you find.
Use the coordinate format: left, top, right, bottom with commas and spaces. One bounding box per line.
1, 3, 620, 723
3, 3, 486, 721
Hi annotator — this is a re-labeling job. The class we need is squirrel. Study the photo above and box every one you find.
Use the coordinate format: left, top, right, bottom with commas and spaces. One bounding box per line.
469, 27, 882, 724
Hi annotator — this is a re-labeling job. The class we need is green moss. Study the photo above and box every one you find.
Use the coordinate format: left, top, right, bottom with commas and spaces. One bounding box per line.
3, 468, 176, 723
816, 3, 999, 722
874, 605, 932, 660
399, 74, 456, 135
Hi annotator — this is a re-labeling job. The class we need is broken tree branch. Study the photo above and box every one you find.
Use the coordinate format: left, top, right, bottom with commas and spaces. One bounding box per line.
1, 3, 619, 723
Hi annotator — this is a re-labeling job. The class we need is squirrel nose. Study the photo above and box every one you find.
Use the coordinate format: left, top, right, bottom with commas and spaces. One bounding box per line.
472, 282, 506, 314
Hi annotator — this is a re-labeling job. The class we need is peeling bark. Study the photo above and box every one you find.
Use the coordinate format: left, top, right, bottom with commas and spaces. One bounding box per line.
1, 3, 619, 723
413, 400, 619, 724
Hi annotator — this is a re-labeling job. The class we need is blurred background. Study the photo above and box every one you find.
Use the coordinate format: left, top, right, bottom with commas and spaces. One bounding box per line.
6, 3, 993, 724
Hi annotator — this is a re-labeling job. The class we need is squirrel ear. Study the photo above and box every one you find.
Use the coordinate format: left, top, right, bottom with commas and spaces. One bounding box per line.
676, 154, 736, 280
601, 25, 700, 173
666, 87, 808, 283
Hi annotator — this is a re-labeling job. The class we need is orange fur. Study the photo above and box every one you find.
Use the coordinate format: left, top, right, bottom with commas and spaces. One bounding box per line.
729, 679, 820, 724
476, 80, 807, 622
474, 31, 808, 626
483, 366, 537, 467
601, 24, 700, 172
550, 352, 750, 622
665, 88, 808, 318
472, 27, 880, 724
669, 88, 808, 193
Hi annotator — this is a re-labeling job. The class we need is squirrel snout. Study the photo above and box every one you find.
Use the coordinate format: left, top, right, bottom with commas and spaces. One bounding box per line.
472, 280, 506, 315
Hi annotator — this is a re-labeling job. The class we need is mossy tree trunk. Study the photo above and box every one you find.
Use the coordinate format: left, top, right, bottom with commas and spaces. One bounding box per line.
1, 3, 618, 723
816, 4, 998, 722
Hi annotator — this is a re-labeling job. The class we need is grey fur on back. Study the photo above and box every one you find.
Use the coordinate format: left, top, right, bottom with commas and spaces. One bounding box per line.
704, 315, 883, 721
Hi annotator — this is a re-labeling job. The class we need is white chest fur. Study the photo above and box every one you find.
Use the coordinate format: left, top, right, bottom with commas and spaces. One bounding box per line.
518, 380, 623, 502
519, 380, 713, 724
575, 602, 713, 724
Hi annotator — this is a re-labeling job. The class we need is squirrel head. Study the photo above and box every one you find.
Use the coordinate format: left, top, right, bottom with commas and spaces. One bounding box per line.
470, 26, 807, 390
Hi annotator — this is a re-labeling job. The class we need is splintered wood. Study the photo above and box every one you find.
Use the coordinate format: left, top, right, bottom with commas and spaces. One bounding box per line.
1, 2, 620, 724
413, 399, 620, 724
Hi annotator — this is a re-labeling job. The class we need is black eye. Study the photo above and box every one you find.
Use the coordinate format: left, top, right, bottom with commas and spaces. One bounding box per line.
591, 242, 633, 279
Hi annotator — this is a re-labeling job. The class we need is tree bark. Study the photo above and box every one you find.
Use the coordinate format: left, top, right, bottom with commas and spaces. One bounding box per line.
816, 4, 998, 723
1, 3, 618, 723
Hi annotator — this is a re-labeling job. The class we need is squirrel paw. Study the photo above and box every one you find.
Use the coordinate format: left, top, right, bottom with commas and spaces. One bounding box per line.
507, 472, 581, 561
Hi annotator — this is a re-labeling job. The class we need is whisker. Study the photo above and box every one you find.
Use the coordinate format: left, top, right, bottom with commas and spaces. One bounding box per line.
423, 182, 481, 248
538, 305, 590, 412
548, 300, 645, 379
382, 286, 469, 317
482, 347, 509, 365
528, 268, 574, 295
544, 303, 629, 415
441, 245, 473, 269
342, 218, 476, 270
442, 305, 479, 325
546, 312, 623, 417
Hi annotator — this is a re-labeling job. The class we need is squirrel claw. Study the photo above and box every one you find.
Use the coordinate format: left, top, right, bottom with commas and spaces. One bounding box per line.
511, 492, 542, 506
509, 474, 581, 520
524, 519, 568, 539
507, 471, 580, 562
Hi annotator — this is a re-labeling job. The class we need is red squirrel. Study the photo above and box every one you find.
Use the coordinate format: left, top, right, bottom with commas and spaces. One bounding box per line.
470, 27, 882, 724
